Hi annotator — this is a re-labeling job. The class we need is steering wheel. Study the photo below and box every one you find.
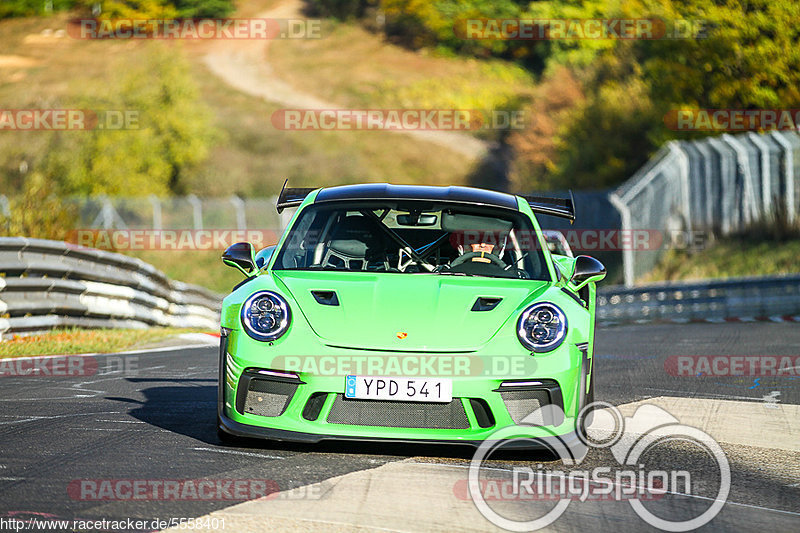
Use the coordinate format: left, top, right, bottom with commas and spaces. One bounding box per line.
450, 251, 506, 269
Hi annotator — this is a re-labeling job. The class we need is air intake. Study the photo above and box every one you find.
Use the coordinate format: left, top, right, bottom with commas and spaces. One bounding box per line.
471, 297, 502, 312
311, 290, 339, 306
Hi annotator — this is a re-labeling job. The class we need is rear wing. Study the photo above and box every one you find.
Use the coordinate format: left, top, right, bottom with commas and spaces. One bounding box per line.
520, 191, 576, 222
276, 180, 316, 213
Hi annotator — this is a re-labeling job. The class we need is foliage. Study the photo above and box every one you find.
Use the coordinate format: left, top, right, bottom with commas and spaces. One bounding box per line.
171, 0, 234, 19
370, 61, 532, 113
1, 0, 235, 19
44, 43, 217, 197
507, 67, 584, 192
304, 0, 372, 20
0, 172, 78, 240
327, 0, 800, 191
0, 0, 78, 19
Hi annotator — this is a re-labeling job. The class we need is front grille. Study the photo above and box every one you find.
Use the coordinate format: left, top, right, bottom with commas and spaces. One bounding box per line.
240, 379, 297, 418
327, 395, 470, 429
500, 390, 551, 425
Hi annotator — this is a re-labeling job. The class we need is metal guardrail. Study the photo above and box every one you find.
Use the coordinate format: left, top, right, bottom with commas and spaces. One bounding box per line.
0, 237, 221, 339
598, 274, 800, 325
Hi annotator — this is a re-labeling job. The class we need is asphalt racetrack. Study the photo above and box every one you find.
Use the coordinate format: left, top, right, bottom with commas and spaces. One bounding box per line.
0, 323, 798, 532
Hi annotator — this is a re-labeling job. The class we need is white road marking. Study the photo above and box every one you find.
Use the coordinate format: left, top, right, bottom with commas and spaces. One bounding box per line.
0, 411, 121, 426
191, 447, 285, 460
643, 388, 761, 401
68, 427, 123, 431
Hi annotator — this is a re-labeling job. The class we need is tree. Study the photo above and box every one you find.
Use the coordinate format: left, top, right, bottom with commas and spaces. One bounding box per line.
45, 43, 217, 197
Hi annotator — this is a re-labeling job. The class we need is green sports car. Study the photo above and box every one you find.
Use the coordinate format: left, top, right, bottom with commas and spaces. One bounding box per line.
217, 183, 606, 448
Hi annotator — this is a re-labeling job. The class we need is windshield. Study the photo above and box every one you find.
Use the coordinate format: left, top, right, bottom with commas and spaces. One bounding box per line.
273, 201, 550, 280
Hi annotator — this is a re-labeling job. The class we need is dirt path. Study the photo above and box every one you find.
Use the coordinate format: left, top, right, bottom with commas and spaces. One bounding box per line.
203, 0, 488, 160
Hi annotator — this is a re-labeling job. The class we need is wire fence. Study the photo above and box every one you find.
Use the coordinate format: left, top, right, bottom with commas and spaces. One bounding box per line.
67, 195, 288, 232
610, 130, 800, 286
1, 128, 797, 286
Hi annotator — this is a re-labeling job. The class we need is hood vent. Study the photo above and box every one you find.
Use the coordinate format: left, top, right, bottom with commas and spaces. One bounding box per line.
471, 297, 502, 312
311, 290, 340, 306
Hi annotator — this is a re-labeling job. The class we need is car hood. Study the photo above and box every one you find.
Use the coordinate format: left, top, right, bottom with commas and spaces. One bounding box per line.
273, 271, 550, 351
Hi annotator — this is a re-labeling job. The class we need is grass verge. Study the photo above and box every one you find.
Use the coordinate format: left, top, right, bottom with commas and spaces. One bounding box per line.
127, 248, 244, 295
270, 22, 535, 138
0, 327, 213, 358
643, 237, 800, 283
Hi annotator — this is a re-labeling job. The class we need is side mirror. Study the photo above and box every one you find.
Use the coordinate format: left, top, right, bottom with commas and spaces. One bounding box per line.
570, 255, 606, 291
255, 245, 276, 269
222, 242, 257, 277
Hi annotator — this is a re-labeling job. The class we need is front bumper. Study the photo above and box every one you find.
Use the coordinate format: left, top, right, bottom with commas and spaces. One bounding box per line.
217, 332, 589, 445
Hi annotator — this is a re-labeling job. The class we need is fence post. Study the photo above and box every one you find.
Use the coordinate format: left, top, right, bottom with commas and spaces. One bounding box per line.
148, 195, 162, 230
770, 131, 796, 225
669, 141, 692, 231
91, 196, 127, 229
608, 192, 634, 288
746, 132, 772, 215
0, 195, 9, 234
722, 134, 759, 225
187, 194, 203, 230
229, 196, 247, 230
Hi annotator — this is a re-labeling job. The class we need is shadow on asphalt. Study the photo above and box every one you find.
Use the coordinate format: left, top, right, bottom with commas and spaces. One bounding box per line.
114, 380, 558, 463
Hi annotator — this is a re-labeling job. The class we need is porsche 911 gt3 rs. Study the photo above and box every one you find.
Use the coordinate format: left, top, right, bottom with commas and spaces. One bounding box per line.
217, 183, 606, 448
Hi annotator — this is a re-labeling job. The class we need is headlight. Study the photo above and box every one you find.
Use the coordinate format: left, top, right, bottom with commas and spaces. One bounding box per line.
517, 302, 567, 352
241, 291, 291, 342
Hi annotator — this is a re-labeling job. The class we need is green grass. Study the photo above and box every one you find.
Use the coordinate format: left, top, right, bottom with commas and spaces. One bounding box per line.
187, 57, 476, 196
127, 248, 244, 294
0, 10, 477, 198
0, 327, 212, 358
643, 237, 800, 283
270, 22, 535, 140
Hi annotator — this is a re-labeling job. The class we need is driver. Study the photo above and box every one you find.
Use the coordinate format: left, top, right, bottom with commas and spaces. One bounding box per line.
447, 239, 508, 276
469, 242, 496, 263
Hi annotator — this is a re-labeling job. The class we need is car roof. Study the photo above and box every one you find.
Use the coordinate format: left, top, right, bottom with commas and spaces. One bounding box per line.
313, 183, 520, 210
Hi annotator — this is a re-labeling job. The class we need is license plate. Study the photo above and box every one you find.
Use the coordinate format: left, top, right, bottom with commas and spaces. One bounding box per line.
344, 375, 452, 403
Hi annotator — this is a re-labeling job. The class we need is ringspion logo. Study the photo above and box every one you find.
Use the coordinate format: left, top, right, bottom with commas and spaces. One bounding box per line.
468, 402, 730, 531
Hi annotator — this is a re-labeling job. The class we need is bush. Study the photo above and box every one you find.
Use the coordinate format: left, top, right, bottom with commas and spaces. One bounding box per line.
304, 0, 371, 20
0, 0, 78, 18
0, 172, 77, 240
44, 43, 218, 197
74, 0, 235, 20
